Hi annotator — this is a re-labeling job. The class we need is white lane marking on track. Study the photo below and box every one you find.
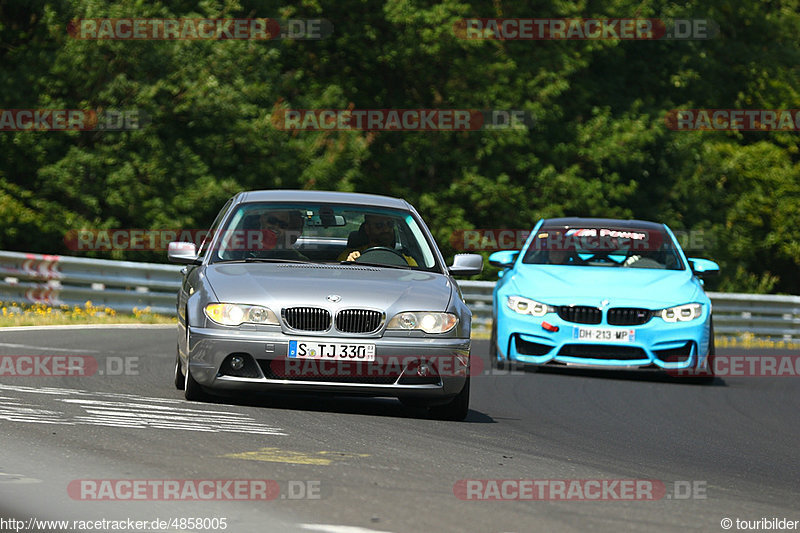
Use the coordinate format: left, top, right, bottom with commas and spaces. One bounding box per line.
0, 383, 177, 399
0, 342, 102, 353
300, 526, 395, 533
0, 400, 69, 424
60, 399, 242, 414
0, 383, 285, 435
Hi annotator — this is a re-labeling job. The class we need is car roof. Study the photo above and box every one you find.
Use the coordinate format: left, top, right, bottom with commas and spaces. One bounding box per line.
235, 190, 410, 210
540, 217, 666, 231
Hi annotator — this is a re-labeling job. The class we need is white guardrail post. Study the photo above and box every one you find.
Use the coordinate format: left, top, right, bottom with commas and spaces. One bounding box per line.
1, 251, 798, 340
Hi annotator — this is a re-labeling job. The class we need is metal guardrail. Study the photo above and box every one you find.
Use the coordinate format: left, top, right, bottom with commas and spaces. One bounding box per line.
1, 251, 798, 340
702, 293, 800, 339
0, 250, 182, 315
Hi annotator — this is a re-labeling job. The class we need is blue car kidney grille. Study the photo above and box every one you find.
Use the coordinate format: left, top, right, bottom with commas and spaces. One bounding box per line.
607, 307, 653, 325
282, 307, 332, 331
556, 306, 602, 324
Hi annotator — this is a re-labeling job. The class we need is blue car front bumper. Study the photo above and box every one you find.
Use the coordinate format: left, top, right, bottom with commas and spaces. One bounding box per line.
495, 305, 712, 370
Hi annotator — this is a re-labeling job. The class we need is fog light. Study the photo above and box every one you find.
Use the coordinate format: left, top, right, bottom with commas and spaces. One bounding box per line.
230, 356, 245, 370
417, 362, 432, 377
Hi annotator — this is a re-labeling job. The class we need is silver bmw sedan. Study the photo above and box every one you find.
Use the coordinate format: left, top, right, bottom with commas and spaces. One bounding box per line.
168, 190, 483, 420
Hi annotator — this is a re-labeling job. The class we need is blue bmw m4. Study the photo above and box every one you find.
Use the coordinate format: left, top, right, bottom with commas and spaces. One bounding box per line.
489, 218, 719, 381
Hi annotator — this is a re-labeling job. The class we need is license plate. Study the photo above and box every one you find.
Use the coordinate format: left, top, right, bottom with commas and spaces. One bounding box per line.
573, 327, 635, 343
288, 340, 376, 361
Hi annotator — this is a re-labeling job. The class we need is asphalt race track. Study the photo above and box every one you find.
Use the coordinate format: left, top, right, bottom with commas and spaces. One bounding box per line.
1, 325, 798, 532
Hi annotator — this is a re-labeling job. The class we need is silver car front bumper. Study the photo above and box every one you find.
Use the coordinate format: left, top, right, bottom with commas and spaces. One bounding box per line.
186, 326, 470, 399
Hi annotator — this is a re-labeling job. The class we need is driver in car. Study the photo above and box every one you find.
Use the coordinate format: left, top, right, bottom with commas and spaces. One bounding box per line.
339, 214, 417, 265
256, 209, 307, 260
548, 247, 577, 265
546, 237, 582, 265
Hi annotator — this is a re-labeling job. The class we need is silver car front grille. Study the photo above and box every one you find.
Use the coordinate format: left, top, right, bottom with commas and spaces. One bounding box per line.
282, 307, 332, 331
281, 307, 384, 334
335, 309, 384, 334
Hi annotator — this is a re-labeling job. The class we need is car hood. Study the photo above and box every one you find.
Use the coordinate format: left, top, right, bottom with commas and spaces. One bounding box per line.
506, 265, 704, 308
204, 262, 454, 312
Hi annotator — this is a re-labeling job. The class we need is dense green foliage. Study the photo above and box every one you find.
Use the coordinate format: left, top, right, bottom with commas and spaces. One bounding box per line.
1, 0, 799, 293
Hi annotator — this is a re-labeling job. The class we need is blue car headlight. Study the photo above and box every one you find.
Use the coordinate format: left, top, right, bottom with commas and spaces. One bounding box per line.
506, 296, 554, 317
658, 303, 702, 323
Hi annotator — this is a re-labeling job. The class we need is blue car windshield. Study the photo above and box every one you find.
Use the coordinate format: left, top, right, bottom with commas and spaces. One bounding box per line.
522, 226, 684, 270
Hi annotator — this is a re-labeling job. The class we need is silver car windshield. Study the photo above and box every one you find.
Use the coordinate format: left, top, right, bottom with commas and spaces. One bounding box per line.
522, 226, 685, 270
209, 202, 438, 270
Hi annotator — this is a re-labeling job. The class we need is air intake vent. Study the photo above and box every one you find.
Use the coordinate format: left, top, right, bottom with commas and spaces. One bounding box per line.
557, 344, 647, 360
275, 265, 380, 271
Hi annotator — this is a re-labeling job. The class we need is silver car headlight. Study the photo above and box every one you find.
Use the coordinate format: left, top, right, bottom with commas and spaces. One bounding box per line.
659, 303, 702, 323
387, 312, 458, 334
506, 296, 553, 317
204, 303, 279, 326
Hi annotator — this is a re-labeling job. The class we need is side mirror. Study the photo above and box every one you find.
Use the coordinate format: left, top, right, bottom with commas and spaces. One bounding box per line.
688, 258, 719, 277
488, 250, 519, 269
449, 253, 483, 277
168, 241, 200, 265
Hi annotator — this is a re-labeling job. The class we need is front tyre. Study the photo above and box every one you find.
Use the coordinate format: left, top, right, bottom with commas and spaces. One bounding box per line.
695, 318, 716, 384
174, 349, 185, 390
491, 320, 507, 370
428, 377, 470, 421
184, 364, 212, 402
679, 318, 716, 385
